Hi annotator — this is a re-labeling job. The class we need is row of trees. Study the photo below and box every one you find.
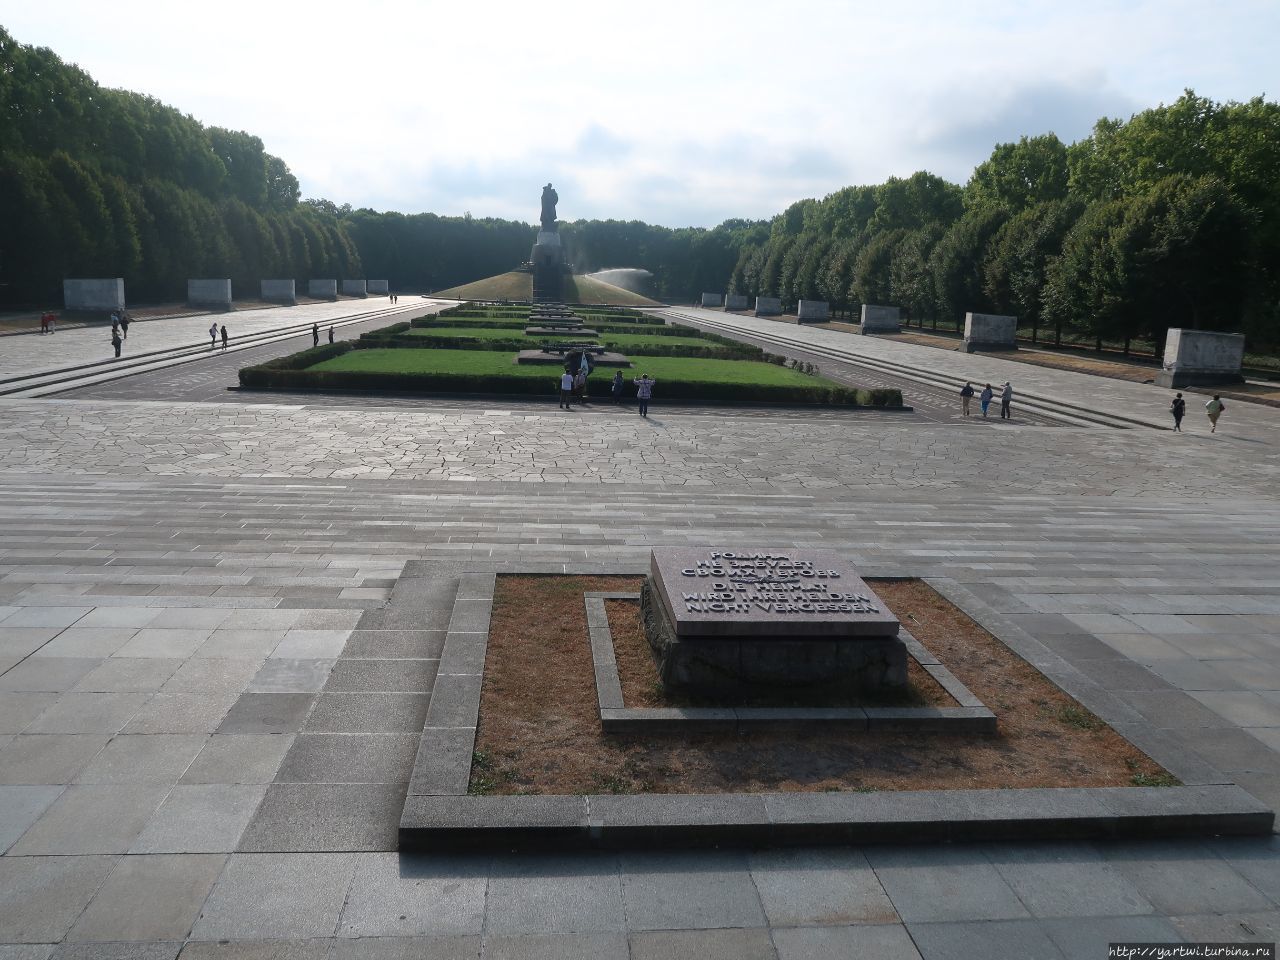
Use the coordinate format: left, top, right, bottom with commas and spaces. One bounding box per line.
724, 93, 1279, 351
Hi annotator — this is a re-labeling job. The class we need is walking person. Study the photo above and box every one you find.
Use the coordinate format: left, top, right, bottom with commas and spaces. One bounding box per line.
39, 311, 49, 335
209, 322, 218, 349
979, 383, 994, 418
220, 325, 229, 351
611, 370, 624, 404
559, 369, 575, 409
1000, 382, 1013, 419
959, 381, 974, 416
111, 315, 120, 341
1170, 392, 1186, 431
120, 312, 130, 339
633, 374, 655, 418
328, 326, 334, 344
573, 367, 588, 404
312, 323, 320, 347
1205, 395, 1226, 433
110, 328, 122, 358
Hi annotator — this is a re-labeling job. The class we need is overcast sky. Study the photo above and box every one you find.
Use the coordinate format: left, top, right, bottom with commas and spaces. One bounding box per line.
5, 0, 1277, 227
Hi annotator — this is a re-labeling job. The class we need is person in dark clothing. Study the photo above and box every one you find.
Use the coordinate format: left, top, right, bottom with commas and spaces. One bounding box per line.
959, 382, 975, 416
979, 384, 994, 418
1000, 382, 1013, 419
328, 326, 335, 344
111, 329, 122, 358
220, 325, 229, 350
312, 323, 320, 347
1170, 392, 1186, 431
120, 313, 130, 339
611, 370, 624, 403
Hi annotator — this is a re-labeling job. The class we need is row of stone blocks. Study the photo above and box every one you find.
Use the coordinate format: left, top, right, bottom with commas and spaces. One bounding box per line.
700, 293, 827, 319
61, 277, 390, 311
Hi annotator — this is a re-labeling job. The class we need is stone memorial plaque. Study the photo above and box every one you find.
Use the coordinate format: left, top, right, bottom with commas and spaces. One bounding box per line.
650, 548, 899, 639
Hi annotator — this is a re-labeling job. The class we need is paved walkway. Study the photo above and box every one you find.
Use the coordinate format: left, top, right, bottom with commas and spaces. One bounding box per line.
1, 320, 1279, 958
0, 298, 436, 382
677, 308, 1279, 441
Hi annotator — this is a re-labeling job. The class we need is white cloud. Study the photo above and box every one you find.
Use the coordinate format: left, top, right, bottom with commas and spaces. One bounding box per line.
5, 0, 1277, 225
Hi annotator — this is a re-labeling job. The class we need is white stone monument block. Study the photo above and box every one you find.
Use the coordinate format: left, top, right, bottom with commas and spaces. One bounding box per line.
724, 294, 748, 310
754, 296, 782, 316
1155, 329, 1246, 387
367, 280, 390, 295
796, 300, 830, 322
309, 279, 338, 300
261, 279, 296, 305
187, 278, 232, 311
963, 312, 1018, 352
63, 278, 125, 312
860, 304, 900, 334
701, 292, 723, 308
341, 279, 367, 297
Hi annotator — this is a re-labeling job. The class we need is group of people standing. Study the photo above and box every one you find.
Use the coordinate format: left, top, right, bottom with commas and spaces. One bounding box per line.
558, 368, 656, 416
960, 381, 1013, 419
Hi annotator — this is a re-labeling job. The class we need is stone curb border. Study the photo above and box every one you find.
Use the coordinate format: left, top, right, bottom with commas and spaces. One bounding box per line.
583, 592, 996, 734
399, 569, 1275, 852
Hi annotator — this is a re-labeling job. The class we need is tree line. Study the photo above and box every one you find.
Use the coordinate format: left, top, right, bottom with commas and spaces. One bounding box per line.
722, 93, 1279, 352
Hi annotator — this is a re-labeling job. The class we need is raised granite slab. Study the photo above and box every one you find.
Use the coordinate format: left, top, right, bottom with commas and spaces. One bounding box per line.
649, 548, 899, 638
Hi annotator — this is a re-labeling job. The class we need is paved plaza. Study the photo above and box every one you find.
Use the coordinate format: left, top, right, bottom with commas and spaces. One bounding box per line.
1, 311, 1279, 958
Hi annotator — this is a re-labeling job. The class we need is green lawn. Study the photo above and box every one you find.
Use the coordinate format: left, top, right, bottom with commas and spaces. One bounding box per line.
404, 327, 722, 350
312, 349, 824, 387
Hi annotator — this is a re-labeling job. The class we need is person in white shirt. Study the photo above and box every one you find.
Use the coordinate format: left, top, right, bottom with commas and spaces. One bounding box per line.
633, 374, 655, 417
559, 370, 575, 409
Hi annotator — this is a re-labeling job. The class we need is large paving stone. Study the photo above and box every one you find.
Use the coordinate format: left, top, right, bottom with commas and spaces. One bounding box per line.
335, 852, 487, 938
486, 852, 625, 934
189, 852, 359, 940
0, 855, 117, 942
236, 782, 406, 852
66, 853, 225, 942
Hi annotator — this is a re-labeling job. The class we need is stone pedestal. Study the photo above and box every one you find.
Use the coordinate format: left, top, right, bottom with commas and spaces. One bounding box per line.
860, 304, 900, 334
724, 294, 748, 310
63, 278, 125, 312
797, 300, 829, 322
187, 279, 232, 311
701, 293, 723, 308
261, 279, 297, 305
964, 312, 1017, 352
645, 548, 906, 695
531, 231, 565, 303
342, 279, 367, 297
1155, 329, 1246, 387
367, 280, 390, 295
308, 279, 338, 301
755, 297, 782, 316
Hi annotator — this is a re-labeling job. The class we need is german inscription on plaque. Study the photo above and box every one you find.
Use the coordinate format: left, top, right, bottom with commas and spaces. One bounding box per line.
650, 548, 900, 638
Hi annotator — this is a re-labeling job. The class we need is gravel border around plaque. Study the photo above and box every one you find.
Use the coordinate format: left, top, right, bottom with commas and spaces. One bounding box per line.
399, 569, 1275, 851
584, 592, 996, 734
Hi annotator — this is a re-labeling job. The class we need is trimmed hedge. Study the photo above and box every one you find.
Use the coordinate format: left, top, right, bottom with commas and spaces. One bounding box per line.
239, 362, 891, 405
353, 334, 760, 360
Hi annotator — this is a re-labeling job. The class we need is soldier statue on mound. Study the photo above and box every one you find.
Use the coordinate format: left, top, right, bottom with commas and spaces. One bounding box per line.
540, 183, 558, 231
